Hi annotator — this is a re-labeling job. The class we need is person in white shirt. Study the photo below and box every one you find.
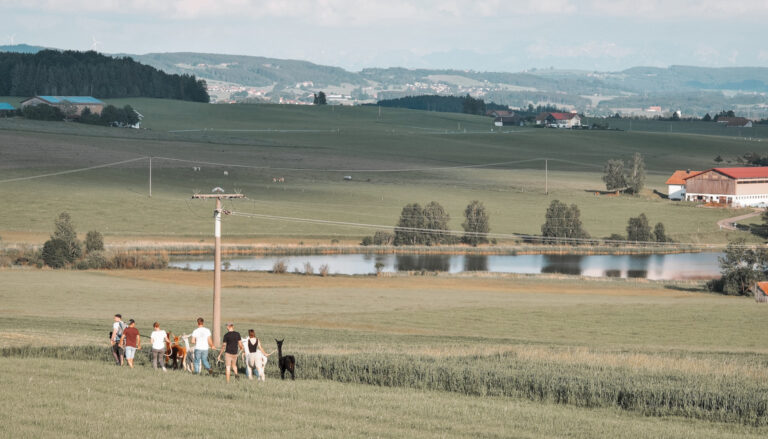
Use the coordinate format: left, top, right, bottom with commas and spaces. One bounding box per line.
191, 317, 216, 374
150, 322, 170, 371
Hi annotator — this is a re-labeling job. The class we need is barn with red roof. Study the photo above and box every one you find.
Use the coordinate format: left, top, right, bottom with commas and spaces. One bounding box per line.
683, 167, 768, 206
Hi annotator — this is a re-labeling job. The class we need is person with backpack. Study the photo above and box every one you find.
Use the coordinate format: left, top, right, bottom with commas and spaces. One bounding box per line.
119, 319, 141, 369
110, 314, 126, 366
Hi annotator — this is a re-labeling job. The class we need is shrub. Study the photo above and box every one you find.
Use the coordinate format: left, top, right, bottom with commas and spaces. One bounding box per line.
330, 238, 340, 244
23, 103, 64, 121
319, 264, 330, 277
84, 230, 104, 253
272, 260, 287, 274
361, 236, 373, 246
373, 231, 394, 246
41, 238, 70, 268
86, 251, 111, 269
303, 262, 314, 275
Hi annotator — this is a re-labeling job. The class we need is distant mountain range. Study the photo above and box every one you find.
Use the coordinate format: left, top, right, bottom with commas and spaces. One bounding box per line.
2, 44, 767, 117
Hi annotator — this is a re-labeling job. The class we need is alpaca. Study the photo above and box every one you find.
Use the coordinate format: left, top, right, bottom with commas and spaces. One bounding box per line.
275, 339, 296, 380
179, 334, 194, 372
168, 334, 187, 370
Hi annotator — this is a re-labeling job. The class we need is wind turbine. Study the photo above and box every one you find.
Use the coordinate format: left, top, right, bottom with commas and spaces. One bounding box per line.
90, 35, 103, 52
7, 34, 15, 45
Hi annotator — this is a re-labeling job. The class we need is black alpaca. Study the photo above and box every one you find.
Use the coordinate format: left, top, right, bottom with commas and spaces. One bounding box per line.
275, 339, 296, 380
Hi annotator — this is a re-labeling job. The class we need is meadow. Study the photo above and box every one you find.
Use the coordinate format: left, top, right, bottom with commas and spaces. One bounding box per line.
0, 269, 766, 437
0, 99, 765, 246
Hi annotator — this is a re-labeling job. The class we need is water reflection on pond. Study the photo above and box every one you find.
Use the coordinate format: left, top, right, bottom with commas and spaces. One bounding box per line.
170, 252, 722, 280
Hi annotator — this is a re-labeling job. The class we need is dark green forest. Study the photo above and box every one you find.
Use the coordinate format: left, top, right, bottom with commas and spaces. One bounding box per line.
0, 50, 209, 102
376, 94, 507, 115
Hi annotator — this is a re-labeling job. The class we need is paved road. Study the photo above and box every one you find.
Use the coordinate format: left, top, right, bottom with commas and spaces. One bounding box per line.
717, 209, 763, 230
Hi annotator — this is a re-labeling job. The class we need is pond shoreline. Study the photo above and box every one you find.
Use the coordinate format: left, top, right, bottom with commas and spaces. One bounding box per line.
95, 243, 715, 257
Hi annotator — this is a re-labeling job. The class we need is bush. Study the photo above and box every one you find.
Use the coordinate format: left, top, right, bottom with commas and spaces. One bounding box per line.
86, 251, 111, 269
22, 104, 64, 121
319, 264, 329, 277
373, 231, 394, 246
41, 238, 70, 268
85, 230, 104, 253
272, 260, 287, 274
303, 262, 314, 275
361, 236, 373, 246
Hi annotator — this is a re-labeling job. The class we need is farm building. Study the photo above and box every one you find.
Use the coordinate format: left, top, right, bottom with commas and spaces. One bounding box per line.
683, 167, 768, 207
716, 117, 752, 128
665, 169, 702, 200
486, 110, 515, 118
0, 102, 15, 116
20, 96, 105, 117
494, 115, 522, 126
535, 112, 581, 128
753, 282, 768, 303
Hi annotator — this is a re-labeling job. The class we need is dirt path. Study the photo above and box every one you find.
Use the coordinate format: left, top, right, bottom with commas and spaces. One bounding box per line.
717, 209, 763, 230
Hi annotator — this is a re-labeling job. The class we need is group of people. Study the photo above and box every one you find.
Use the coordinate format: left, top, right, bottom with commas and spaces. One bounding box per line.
109, 314, 270, 381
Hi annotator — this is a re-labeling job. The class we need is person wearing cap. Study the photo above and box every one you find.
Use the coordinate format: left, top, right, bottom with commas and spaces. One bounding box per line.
218, 323, 244, 383
119, 319, 141, 369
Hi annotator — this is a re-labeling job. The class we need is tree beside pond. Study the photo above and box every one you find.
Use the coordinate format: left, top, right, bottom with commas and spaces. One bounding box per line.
461, 200, 490, 246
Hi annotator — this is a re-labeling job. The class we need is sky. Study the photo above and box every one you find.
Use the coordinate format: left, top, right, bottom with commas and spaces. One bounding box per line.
2, 0, 768, 72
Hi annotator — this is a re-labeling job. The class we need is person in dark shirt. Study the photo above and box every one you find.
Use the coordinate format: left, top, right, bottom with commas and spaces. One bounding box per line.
119, 319, 141, 369
218, 323, 244, 383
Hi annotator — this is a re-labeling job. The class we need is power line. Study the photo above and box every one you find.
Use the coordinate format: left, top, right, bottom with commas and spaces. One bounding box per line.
227, 210, 750, 249
152, 155, 546, 173
0, 156, 148, 184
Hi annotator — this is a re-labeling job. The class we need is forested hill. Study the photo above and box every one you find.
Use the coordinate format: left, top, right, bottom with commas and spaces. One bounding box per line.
0, 50, 209, 102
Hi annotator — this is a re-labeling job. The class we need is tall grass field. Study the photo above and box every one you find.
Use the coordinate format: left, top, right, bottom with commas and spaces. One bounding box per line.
0, 270, 766, 437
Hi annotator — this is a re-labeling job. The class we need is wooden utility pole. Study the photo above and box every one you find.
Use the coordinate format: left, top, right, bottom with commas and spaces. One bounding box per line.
545, 159, 548, 195
191, 192, 245, 343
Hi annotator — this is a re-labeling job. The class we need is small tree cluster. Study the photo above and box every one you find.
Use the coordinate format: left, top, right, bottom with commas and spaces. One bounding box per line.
602, 153, 646, 194
22, 104, 64, 121
708, 239, 768, 295
541, 200, 590, 243
389, 201, 491, 246
626, 213, 671, 242
313, 91, 327, 105
41, 212, 106, 268
80, 105, 139, 127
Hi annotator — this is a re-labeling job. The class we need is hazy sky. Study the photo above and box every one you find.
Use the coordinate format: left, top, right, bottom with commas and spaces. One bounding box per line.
3, 0, 768, 72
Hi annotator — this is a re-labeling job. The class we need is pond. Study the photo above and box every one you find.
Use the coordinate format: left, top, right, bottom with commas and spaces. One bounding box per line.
170, 252, 723, 280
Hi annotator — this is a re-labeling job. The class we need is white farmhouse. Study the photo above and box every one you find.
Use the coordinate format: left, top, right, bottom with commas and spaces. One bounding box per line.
665, 169, 701, 200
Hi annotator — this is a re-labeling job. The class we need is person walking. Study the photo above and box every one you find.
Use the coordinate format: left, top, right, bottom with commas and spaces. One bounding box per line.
217, 323, 244, 383
191, 317, 216, 374
150, 322, 170, 371
119, 319, 141, 369
244, 329, 270, 380
110, 314, 126, 366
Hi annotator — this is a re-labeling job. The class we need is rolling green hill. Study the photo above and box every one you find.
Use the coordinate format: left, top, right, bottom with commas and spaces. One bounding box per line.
0, 99, 764, 243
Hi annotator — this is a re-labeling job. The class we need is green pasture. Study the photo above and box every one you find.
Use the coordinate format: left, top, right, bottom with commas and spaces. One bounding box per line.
0, 99, 765, 244
0, 270, 767, 437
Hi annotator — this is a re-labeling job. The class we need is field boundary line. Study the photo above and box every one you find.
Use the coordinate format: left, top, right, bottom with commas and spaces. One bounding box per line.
0, 156, 148, 184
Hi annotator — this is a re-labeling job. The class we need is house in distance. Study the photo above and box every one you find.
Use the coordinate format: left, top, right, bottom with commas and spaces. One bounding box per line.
535, 112, 581, 128
20, 96, 105, 117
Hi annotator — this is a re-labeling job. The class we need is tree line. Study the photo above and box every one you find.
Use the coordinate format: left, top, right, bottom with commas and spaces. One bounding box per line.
0, 50, 209, 102
375, 94, 507, 115
362, 198, 668, 247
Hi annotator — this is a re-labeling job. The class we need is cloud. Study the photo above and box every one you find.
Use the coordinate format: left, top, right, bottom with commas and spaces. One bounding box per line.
582, 0, 768, 19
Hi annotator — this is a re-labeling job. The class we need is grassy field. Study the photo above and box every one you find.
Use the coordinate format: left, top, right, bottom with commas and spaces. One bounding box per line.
0, 99, 765, 245
0, 269, 766, 437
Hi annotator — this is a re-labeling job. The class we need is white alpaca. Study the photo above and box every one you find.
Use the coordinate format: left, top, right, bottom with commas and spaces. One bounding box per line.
180, 334, 194, 373
241, 337, 268, 381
